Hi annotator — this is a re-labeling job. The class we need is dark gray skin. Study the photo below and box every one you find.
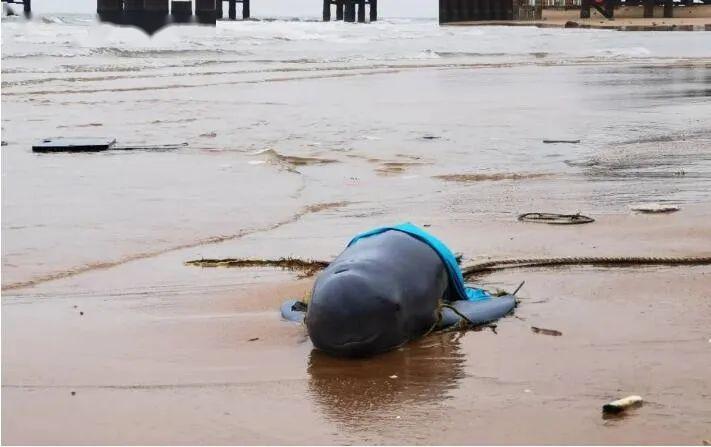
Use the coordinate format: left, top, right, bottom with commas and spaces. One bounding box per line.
305, 230, 450, 357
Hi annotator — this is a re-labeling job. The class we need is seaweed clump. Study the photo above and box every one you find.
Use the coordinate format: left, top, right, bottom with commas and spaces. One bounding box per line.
185, 257, 329, 279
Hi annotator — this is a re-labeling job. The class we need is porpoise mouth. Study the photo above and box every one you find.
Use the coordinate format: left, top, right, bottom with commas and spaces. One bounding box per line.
317, 332, 405, 357
332, 333, 380, 349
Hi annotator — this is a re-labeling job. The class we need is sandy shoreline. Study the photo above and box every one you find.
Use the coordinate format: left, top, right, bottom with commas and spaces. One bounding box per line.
3, 205, 711, 444
4, 52, 711, 290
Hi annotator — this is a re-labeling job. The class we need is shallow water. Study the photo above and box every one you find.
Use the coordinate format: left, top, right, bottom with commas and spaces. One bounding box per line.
2, 14, 711, 289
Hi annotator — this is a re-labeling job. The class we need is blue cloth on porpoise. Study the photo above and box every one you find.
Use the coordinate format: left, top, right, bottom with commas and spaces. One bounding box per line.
348, 222, 491, 302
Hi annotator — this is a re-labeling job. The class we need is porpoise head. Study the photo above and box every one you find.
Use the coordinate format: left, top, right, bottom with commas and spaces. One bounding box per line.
305, 269, 406, 357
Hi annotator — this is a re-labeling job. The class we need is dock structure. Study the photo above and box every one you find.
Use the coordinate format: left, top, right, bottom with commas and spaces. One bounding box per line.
96, 0, 252, 27
98, 0, 175, 33
94, 0, 710, 27
96, 0, 374, 25
580, 0, 676, 19
439, 0, 514, 22
217, 0, 251, 19
103, 0, 368, 22
1, 0, 31, 15
194, 0, 217, 21
438, 0, 711, 22
323, 0, 377, 21
171, 0, 192, 22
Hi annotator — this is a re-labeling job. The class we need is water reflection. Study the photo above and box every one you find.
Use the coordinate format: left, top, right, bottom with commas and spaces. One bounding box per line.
307, 332, 466, 433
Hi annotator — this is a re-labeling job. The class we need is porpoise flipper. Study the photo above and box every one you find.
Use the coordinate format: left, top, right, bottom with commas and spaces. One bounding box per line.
281, 299, 307, 323
438, 295, 516, 329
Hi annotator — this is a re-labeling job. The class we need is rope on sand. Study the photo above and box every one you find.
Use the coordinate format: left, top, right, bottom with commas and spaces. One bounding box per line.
518, 212, 594, 225
186, 255, 711, 279
461, 255, 711, 279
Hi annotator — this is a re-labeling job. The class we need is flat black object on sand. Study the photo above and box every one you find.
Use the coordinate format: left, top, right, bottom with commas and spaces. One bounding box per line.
32, 137, 117, 153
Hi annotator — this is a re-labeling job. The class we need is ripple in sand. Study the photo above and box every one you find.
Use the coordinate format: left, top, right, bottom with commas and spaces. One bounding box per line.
57, 122, 103, 129
252, 148, 339, 168
434, 173, 551, 182
375, 161, 429, 176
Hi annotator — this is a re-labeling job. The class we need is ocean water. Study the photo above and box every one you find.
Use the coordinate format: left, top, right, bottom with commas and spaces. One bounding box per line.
2, 14, 711, 289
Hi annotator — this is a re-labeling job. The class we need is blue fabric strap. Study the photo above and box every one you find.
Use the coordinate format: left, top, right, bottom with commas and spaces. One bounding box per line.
347, 222, 490, 302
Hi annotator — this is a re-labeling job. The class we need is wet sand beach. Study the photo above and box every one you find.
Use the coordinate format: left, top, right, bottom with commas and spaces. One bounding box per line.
3, 210, 711, 444
3, 14, 711, 445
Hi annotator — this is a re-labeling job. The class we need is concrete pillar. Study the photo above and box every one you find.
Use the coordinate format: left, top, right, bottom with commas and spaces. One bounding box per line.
461, 0, 471, 20
243, 0, 250, 18
228, 0, 236, 19
492, 0, 502, 19
336, 0, 344, 19
142, 0, 168, 31
369, 0, 376, 21
502, 0, 513, 19
97, 0, 123, 13
580, 0, 591, 18
97, 0, 122, 22
123, 0, 143, 23
357, 0, 365, 21
124, 0, 144, 12
323, 0, 331, 20
481, 0, 491, 19
195, 0, 217, 22
171, 0, 192, 21
123, 0, 168, 34
663, 0, 673, 17
451, 0, 461, 20
144, 0, 168, 13
344, 0, 356, 21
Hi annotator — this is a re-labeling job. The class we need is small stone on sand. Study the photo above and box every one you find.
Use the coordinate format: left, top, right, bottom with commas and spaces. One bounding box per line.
603, 395, 643, 414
